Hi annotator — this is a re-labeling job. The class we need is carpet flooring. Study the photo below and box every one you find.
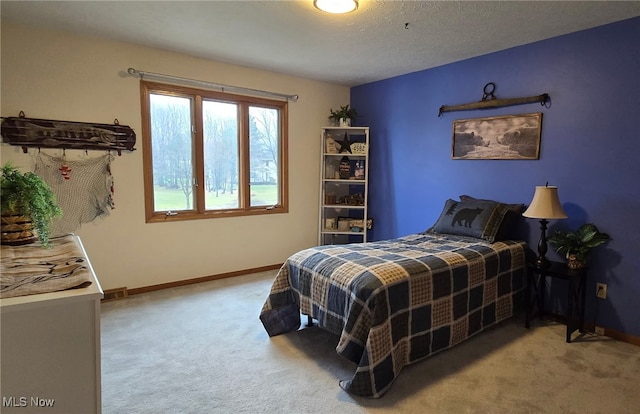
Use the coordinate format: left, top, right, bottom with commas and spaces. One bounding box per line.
101, 270, 640, 413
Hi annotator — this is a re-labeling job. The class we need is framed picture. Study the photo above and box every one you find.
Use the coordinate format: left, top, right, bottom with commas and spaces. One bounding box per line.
452, 112, 542, 160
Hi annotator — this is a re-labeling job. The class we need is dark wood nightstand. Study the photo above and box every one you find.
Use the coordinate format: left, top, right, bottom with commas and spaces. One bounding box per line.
525, 260, 587, 343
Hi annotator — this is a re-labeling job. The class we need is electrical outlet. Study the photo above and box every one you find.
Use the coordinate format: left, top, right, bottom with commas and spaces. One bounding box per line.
596, 283, 607, 299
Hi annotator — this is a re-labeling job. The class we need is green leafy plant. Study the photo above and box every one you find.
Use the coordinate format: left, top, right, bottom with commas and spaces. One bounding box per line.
1, 162, 62, 247
329, 105, 358, 122
549, 223, 611, 263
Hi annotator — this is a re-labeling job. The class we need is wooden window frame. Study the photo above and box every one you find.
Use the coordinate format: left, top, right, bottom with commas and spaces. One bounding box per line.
140, 81, 289, 223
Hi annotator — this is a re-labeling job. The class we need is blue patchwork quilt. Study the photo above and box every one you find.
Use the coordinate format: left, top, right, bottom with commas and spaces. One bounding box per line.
260, 233, 527, 398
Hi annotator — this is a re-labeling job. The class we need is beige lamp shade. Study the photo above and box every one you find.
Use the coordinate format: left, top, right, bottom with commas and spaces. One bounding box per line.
522, 186, 568, 219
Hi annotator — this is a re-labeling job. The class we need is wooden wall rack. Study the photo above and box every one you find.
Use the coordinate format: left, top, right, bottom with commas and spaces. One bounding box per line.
0, 112, 136, 155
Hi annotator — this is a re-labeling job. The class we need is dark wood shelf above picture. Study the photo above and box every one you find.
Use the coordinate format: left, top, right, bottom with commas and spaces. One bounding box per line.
438, 82, 550, 117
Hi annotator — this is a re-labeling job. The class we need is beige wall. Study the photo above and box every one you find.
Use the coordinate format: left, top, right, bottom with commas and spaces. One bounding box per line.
1, 22, 349, 290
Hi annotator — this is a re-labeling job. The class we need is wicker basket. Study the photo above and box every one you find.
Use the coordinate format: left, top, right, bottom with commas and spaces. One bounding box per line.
566, 254, 586, 270
1, 214, 37, 245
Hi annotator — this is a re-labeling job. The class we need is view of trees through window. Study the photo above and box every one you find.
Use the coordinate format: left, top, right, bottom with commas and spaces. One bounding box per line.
201, 100, 239, 210
149, 93, 197, 211
248, 106, 279, 207
142, 82, 287, 221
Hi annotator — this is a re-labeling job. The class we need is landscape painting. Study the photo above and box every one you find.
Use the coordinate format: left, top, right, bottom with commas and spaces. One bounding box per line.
452, 113, 542, 160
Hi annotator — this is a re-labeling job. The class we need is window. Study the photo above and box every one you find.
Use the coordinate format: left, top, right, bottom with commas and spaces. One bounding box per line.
141, 81, 288, 222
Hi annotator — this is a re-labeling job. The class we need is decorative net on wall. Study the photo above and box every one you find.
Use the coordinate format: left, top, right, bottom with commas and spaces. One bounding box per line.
35, 153, 114, 237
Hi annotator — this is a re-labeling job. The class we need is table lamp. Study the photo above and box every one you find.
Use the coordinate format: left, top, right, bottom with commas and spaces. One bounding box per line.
522, 184, 568, 268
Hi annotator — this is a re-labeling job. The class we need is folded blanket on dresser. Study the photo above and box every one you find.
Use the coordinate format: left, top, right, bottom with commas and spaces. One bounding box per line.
1, 235, 92, 299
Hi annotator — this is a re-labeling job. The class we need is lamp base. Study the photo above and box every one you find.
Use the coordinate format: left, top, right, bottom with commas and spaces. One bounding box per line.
535, 218, 550, 269
535, 255, 550, 268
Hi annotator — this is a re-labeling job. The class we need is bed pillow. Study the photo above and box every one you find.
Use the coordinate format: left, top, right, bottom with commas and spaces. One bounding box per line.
428, 198, 512, 242
459, 195, 525, 241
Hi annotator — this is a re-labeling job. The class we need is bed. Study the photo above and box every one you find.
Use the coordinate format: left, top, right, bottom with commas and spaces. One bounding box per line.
260, 197, 529, 398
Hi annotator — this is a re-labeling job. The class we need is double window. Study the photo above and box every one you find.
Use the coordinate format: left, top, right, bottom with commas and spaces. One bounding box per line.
140, 81, 288, 222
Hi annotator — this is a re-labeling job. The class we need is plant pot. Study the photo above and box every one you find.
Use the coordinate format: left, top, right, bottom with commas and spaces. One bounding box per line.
339, 118, 351, 127
1, 214, 37, 245
566, 254, 586, 270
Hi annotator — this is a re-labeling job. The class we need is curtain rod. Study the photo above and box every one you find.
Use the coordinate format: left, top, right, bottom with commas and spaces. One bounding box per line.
126, 68, 299, 102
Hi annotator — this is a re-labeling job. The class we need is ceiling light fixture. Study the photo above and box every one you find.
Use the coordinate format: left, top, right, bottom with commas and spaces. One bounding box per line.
314, 0, 358, 14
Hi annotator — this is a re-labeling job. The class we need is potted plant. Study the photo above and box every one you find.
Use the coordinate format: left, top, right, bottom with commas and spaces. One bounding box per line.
329, 105, 358, 127
1, 162, 62, 247
548, 223, 611, 269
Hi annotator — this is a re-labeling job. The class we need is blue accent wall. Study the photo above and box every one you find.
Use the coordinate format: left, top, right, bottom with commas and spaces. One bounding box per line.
351, 17, 640, 338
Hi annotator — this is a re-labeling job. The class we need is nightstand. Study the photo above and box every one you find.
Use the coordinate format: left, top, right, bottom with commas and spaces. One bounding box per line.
525, 260, 587, 343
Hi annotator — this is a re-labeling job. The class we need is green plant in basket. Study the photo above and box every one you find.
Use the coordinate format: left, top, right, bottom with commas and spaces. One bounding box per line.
1, 162, 62, 247
548, 223, 611, 269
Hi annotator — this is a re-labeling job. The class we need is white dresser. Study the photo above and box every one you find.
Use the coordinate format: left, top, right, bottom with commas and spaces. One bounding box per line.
1, 235, 103, 414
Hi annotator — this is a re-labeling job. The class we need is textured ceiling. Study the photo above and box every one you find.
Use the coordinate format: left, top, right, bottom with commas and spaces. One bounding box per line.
2, 1, 640, 86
